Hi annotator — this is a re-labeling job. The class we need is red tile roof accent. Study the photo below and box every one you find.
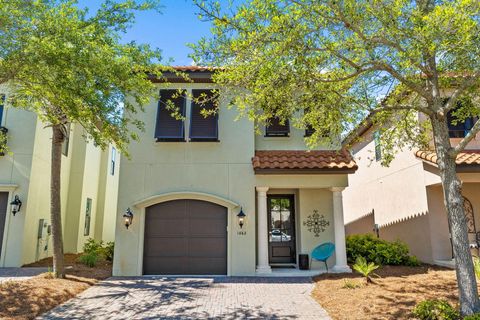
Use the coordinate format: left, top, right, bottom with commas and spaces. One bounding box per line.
252, 150, 357, 172
415, 150, 480, 165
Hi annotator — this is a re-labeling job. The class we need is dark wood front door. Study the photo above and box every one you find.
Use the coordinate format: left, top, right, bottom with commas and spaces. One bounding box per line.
143, 199, 227, 275
0, 192, 8, 257
267, 195, 296, 264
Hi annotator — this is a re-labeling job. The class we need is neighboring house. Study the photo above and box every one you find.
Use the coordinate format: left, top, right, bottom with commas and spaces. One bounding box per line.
0, 93, 119, 267
113, 66, 357, 277
343, 105, 480, 266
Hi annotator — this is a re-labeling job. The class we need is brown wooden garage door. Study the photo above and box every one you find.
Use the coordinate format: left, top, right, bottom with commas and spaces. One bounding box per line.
143, 199, 227, 275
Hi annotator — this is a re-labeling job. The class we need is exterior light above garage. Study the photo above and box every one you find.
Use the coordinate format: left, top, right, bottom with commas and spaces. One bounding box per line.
237, 207, 246, 228
123, 208, 133, 229
10, 195, 22, 216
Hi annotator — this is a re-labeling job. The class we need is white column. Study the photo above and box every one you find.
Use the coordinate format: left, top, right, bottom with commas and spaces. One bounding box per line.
256, 186, 271, 273
330, 187, 352, 273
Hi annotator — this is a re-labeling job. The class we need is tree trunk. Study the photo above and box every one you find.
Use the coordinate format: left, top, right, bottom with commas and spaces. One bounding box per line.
430, 115, 480, 315
51, 124, 65, 278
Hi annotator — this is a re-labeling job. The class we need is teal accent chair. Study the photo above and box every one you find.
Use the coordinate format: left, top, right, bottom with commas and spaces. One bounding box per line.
311, 242, 335, 271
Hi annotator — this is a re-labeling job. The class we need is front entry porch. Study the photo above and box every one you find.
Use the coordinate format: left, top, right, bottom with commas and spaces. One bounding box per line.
255, 186, 351, 275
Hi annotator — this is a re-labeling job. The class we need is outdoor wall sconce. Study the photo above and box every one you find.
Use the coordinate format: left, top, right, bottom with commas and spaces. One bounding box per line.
10, 195, 22, 216
237, 207, 246, 229
123, 208, 134, 229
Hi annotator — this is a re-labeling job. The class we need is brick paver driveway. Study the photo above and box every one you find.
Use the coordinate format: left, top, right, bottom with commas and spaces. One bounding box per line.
39, 277, 330, 320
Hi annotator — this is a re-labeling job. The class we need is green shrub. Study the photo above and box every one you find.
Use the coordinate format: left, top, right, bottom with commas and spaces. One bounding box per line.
352, 256, 379, 284
346, 234, 419, 266
82, 238, 114, 262
78, 251, 98, 268
83, 238, 104, 255
412, 300, 459, 320
104, 241, 114, 262
464, 314, 480, 320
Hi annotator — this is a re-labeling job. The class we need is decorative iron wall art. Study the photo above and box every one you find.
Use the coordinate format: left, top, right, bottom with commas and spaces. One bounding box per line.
303, 210, 329, 237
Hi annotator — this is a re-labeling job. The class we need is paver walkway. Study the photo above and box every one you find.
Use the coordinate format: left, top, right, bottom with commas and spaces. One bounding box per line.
0, 267, 48, 283
39, 277, 330, 320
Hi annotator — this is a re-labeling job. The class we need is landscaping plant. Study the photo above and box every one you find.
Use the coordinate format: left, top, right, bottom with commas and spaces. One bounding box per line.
464, 314, 480, 320
81, 238, 115, 263
78, 252, 99, 268
352, 256, 379, 284
192, 0, 480, 315
413, 299, 460, 320
346, 234, 419, 266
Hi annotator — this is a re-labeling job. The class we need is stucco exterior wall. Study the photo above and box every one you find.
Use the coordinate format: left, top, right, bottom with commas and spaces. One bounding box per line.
345, 213, 375, 236
113, 83, 257, 276
0, 107, 36, 267
0, 100, 119, 266
94, 145, 120, 243
343, 127, 429, 227
298, 189, 336, 269
21, 119, 74, 264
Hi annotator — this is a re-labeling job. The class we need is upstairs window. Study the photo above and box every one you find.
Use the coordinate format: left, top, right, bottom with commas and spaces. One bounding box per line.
84, 198, 92, 236
447, 110, 478, 138
374, 131, 382, 161
155, 90, 186, 141
305, 125, 315, 137
190, 89, 219, 141
110, 147, 116, 175
62, 123, 71, 157
265, 117, 290, 137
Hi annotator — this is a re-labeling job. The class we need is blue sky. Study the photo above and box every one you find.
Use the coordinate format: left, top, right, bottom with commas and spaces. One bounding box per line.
80, 0, 225, 66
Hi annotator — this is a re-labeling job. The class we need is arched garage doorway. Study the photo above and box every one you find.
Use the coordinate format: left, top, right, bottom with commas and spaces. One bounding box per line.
143, 199, 227, 275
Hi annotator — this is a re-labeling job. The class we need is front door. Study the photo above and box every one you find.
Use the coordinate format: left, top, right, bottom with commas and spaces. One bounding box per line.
0, 192, 8, 258
267, 195, 296, 264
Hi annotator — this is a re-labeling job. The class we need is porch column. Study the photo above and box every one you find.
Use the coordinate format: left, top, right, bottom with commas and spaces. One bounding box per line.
256, 186, 271, 273
330, 187, 352, 273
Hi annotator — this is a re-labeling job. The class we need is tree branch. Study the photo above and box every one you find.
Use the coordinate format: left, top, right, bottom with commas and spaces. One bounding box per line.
443, 71, 480, 112
451, 119, 480, 156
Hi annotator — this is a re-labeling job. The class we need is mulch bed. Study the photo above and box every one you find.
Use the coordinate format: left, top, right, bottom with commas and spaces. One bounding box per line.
0, 253, 111, 320
312, 265, 461, 320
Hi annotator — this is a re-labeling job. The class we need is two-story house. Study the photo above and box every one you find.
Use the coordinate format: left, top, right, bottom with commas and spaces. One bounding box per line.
0, 92, 119, 267
112, 66, 357, 276
343, 106, 480, 267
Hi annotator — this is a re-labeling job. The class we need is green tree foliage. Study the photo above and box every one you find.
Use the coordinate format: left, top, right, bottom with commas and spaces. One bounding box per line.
0, 0, 163, 278
191, 0, 480, 314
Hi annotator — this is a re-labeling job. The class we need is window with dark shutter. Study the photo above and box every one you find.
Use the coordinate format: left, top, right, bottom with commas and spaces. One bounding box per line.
190, 89, 219, 141
265, 117, 290, 137
155, 90, 186, 141
305, 125, 315, 137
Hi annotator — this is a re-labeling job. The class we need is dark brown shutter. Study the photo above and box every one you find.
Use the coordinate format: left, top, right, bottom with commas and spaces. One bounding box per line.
266, 117, 290, 136
305, 125, 315, 137
190, 89, 218, 141
155, 90, 186, 141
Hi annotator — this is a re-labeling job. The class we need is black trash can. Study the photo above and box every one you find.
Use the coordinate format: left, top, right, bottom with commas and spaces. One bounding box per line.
299, 254, 309, 270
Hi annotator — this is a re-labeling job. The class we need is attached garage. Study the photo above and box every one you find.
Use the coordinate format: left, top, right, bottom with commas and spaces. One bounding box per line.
143, 199, 227, 275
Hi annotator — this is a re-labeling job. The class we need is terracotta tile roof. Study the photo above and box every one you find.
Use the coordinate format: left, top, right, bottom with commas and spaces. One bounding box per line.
415, 150, 480, 166
252, 150, 357, 173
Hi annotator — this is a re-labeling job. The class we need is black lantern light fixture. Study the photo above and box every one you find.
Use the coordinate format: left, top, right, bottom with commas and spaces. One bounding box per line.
123, 208, 134, 229
237, 207, 246, 229
10, 195, 22, 216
